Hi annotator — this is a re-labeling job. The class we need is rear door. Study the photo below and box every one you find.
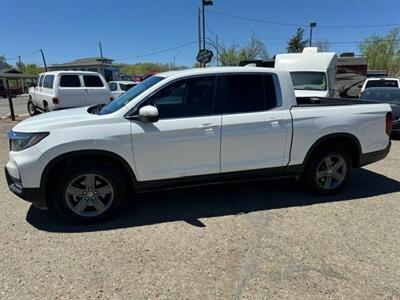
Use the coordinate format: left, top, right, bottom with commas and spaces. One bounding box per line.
83, 74, 110, 105
57, 74, 86, 108
131, 75, 221, 181
220, 73, 292, 173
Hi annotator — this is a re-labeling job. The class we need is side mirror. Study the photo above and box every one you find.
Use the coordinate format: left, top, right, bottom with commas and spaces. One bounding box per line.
138, 105, 159, 122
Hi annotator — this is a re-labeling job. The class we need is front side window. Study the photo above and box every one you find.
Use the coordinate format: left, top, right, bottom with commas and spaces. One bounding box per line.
83, 75, 104, 87
59, 75, 81, 87
109, 82, 117, 91
43, 75, 54, 89
39, 75, 44, 87
365, 80, 399, 89
290, 72, 327, 91
146, 76, 216, 119
222, 74, 277, 114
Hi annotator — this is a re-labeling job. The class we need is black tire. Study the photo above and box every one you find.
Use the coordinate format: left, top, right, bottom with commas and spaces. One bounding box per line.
27, 100, 38, 116
43, 102, 50, 112
51, 162, 127, 223
303, 150, 352, 195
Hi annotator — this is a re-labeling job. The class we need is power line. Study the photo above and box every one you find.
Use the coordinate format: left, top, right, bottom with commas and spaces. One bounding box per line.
114, 41, 198, 61
207, 9, 400, 29
5, 50, 40, 61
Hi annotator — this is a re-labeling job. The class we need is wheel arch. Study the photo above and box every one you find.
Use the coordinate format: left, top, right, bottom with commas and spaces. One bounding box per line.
302, 133, 362, 169
41, 150, 138, 202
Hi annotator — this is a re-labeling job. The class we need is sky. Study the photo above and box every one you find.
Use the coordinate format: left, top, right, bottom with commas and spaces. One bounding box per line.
1, 0, 400, 67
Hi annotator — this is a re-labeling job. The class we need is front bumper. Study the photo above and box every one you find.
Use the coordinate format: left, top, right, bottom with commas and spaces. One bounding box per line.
5, 167, 47, 209
359, 141, 391, 167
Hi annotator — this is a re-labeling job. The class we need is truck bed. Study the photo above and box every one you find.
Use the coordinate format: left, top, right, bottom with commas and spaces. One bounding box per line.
295, 97, 377, 106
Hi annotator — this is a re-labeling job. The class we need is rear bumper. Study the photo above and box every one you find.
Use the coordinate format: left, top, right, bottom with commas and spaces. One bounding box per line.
5, 167, 47, 209
359, 142, 391, 167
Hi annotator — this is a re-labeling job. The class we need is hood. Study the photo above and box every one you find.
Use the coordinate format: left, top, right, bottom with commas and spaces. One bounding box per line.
13, 107, 100, 132
294, 90, 329, 98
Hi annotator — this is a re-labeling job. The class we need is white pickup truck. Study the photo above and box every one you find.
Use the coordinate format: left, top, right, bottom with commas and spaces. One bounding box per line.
6, 67, 392, 222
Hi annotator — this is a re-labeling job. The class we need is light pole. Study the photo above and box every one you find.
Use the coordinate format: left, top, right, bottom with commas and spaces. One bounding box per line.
201, 0, 213, 50
309, 22, 317, 47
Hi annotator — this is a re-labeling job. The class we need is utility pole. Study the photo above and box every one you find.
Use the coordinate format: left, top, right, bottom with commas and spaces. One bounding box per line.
198, 7, 201, 52
98, 41, 105, 78
216, 34, 219, 66
5, 79, 15, 121
18, 55, 22, 68
201, 2, 205, 50
309, 22, 317, 47
40, 49, 48, 71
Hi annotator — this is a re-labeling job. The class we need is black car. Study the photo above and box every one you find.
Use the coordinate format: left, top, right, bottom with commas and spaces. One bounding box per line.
360, 87, 400, 138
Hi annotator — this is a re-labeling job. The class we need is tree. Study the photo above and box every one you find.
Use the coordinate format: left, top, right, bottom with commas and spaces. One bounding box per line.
0, 55, 12, 70
120, 62, 186, 76
359, 28, 400, 76
314, 39, 331, 52
216, 33, 268, 66
15, 61, 44, 75
287, 28, 309, 53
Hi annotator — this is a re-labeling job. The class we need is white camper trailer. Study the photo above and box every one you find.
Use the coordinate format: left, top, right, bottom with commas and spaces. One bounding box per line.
275, 47, 337, 98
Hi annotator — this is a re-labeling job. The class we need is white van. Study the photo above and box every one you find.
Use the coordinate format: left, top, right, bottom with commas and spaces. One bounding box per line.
28, 71, 112, 115
275, 47, 337, 98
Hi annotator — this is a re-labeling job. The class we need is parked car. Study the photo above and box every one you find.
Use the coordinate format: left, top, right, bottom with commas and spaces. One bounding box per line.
108, 81, 137, 98
6, 67, 392, 222
360, 87, 400, 137
360, 77, 400, 94
27, 71, 112, 116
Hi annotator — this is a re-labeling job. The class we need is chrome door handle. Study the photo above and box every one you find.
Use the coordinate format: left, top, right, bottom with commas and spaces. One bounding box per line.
199, 123, 216, 129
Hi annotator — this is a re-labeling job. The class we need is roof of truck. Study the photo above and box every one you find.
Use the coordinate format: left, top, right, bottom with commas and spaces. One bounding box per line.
38, 70, 103, 76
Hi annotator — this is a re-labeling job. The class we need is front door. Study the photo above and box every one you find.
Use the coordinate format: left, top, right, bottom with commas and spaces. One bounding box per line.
220, 73, 292, 173
131, 76, 221, 181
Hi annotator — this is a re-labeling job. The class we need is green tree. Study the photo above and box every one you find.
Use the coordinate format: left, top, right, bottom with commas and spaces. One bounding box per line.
120, 62, 186, 76
216, 33, 268, 66
359, 28, 400, 76
0, 55, 12, 70
287, 28, 309, 53
15, 61, 44, 75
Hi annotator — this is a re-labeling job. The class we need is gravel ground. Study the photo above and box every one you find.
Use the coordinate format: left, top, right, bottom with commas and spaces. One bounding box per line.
0, 120, 399, 299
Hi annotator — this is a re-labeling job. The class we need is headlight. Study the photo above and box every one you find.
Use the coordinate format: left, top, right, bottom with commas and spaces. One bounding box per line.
8, 131, 49, 152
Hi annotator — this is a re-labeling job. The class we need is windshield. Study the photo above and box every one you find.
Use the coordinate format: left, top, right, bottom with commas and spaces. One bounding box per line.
100, 76, 164, 115
120, 83, 136, 91
290, 72, 327, 91
365, 80, 399, 89
360, 89, 400, 104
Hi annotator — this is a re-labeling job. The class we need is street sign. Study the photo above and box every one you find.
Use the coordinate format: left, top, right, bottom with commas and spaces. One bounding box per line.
196, 49, 214, 64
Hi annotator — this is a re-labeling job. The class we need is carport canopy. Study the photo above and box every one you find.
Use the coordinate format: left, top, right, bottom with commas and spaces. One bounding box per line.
0, 69, 37, 120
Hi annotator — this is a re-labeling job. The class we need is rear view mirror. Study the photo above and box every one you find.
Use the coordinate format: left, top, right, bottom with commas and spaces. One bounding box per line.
138, 105, 159, 122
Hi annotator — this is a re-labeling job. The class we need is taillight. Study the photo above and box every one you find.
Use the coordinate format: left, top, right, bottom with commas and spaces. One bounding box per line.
52, 97, 59, 104
386, 112, 393, 136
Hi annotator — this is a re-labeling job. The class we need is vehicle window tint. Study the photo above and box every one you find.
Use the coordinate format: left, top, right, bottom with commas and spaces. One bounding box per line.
109, 82, 117, 91
39, 75, 44, 87
223, 74, 266, 113
148, 76, 216, 119
83, 75, 104, 87
59, 75, 81, 87
264, 75, 277, 109
43, 75, 54, 89
366, 80, 399, 88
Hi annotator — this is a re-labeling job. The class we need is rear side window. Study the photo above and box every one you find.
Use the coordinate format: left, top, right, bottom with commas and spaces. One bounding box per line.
43, 75, 54, 89
39, 75, 44, 87
59, 75, 81, 87
366, 80, 399, 88
222, 74, 277, 114
83, 75, 104, 87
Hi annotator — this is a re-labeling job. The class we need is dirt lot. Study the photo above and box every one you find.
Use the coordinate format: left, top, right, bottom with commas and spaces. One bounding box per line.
0, 120, 399, 299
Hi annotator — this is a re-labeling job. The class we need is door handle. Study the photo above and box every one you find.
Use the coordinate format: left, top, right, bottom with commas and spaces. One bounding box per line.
199, 123, 217, 129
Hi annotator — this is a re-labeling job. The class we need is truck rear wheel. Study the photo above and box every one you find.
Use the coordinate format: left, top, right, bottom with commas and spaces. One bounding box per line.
52, 163, 127, 222
27, 100, 38, 116
304, 150, 352, 194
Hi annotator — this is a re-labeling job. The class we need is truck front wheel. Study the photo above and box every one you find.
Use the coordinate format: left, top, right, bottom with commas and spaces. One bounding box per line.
52, 163, 127, 222
304, 150, 352, 194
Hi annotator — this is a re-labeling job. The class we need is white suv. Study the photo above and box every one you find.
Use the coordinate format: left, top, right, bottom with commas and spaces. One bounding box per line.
28, 71, 112, 115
